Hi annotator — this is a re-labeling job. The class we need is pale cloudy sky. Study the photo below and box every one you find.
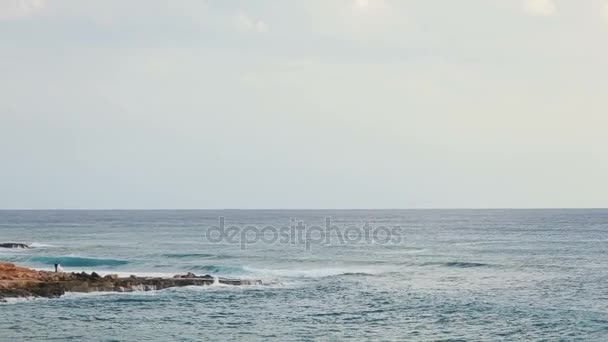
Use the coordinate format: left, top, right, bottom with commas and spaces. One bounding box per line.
1, 0, 607, 209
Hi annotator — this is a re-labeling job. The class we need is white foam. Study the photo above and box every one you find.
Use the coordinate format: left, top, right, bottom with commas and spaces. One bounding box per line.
60, 290, 161, 300
0, 247, 28, 254
0, 296, 51, 305
29, 242, 57, 248
172, 282, 284, 292
88, 270, 179, 278
29, 267, 177, 278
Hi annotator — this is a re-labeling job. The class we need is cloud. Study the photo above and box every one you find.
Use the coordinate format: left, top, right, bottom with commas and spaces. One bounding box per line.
523, 0, 557, 17
233, 12, 269, 33
0, 0, 44, 20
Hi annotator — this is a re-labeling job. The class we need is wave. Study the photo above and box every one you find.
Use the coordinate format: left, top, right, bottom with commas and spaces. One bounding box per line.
186, 265, 248, 275
444, 262, 489, 268
244, 267, 383, 279
162, 253, 240, 260
338, 272, 374, 277
183, 265, 380, 280
29, 242, 57, 248
29, 256, 128, 267
162, 253, 216, 259
0, 297, 51, 305
430, 261, 490, 268
0, 255, 27, 263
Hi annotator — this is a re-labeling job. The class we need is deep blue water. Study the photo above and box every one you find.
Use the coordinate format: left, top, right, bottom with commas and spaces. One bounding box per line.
1, 209, 607, 341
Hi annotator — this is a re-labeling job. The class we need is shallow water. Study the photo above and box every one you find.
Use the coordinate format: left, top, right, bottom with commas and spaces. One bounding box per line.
1, 209, 607, 341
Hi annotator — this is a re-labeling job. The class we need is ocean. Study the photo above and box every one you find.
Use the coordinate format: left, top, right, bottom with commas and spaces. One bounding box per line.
0, 209, 607, 341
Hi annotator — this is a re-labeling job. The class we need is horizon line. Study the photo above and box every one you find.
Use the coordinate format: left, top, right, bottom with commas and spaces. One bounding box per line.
0, 208, 607, 211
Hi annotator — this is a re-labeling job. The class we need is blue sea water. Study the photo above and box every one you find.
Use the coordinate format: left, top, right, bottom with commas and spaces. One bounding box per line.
1, 209, 607, 341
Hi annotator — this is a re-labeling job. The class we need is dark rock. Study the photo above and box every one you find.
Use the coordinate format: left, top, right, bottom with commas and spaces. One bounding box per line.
0, 243, 29, 249
173, 272, 203, 279
29, 282, 65, 298
0, 264, 264, 300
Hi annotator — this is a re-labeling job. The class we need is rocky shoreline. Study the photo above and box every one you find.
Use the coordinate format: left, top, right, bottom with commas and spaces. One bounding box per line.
0, 263, 262, 302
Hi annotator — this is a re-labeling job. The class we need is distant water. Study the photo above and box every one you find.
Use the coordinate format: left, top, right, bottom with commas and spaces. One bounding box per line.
1, 209, 607, 341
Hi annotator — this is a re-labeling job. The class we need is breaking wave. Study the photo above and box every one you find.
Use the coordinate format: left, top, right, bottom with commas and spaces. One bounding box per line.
29, 256, 128, 267
244, 267, 382, 279
162, 253, 217, 259
428, 261, 490, 268
29, 242, 57, 248
187, 265, 248, 275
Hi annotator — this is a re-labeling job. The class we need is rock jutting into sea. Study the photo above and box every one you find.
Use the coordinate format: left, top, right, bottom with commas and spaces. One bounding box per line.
0, 243, 30, 249
0, 263, 262, 301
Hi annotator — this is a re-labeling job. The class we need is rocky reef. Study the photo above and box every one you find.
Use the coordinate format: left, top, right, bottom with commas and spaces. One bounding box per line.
0, 263, 262, 301
0, 243, 30, 249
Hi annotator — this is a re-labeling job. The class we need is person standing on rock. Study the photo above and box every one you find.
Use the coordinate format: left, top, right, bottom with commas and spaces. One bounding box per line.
54, 263, 63, 272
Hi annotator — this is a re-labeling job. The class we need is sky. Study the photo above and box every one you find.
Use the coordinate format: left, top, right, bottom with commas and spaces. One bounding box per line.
0, 0, 607, 209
